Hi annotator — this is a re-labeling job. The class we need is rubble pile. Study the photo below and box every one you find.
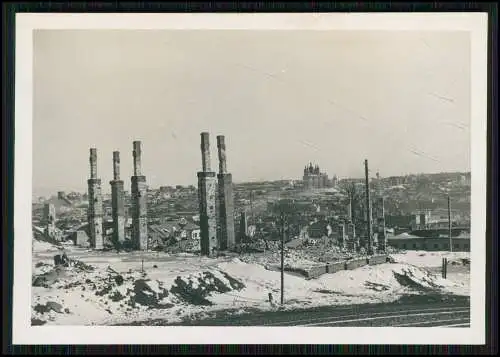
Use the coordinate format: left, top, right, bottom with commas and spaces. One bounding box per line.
298, 244, 348, 263
237, 235, 401, 267
32, 266, 69, 288
236, 236, 395, 265
170, 271, 245, 306
71, 259, 95, 271
449, 257, 471, 266
384, 245, 401, 254
31, 258, 246, 325
33, 262, 54, 275
30, 249, 470, 325
234, 239, 281, 253
392, 266, 445, 293
238, 249, 321, 270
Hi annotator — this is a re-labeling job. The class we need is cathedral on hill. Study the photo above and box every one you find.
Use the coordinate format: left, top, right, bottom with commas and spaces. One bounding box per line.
302, 162, 330, 190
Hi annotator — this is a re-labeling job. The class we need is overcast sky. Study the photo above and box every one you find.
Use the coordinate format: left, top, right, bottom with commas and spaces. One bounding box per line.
33, 30, 470, 196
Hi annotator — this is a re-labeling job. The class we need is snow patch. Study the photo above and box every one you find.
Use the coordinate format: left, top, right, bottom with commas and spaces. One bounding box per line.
390, 251, 471, 267
32, 250, 469, 326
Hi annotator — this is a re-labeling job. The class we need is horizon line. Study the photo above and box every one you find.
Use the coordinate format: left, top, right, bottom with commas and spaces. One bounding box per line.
33, 169, 471, 197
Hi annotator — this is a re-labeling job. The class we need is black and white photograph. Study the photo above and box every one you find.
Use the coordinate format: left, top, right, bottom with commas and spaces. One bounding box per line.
13, 13, 487, 345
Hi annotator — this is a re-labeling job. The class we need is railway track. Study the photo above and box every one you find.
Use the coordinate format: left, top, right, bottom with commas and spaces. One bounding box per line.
143, 295, 470, 327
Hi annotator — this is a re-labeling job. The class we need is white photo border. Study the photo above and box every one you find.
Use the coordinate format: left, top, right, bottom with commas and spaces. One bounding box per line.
14, 12, 488, 345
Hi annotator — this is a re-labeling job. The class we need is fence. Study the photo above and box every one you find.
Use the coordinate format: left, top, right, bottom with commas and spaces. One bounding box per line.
326, 262, 345, 274
304, 255, 391, 279
368, 255, 389, 265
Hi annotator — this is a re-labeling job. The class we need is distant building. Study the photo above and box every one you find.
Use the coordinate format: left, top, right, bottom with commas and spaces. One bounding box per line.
148, 220, 201, 251
148, 225, 171, 250
104, 207, 113, 217
331, 175, 338, 187
43, 203, 57, 239
385, 212, 433, 230
66, 191, 82, 201
57, 191, 73, 205
385, 214, 414, 229
388, 176, 404, 187
302, 163, 329, 190
44, 194, 73, 214
426, 218, 453, 229
70, 230, 90, 247
307, 220, 329, 239
388, 233, 469, 252
458, 174, 471, 186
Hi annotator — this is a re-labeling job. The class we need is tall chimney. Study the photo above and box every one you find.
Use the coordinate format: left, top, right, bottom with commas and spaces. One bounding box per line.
198, 132, 217, 256
200, 132, 211, 172
131, 140, 148, 251
110, 150, 125, 245
216, 134, 235, 250
113, 151, 120, 181
88, 147, 103, 250
217, 135, 227, 174
90, 148, 98, 179
133, 141, 142, 176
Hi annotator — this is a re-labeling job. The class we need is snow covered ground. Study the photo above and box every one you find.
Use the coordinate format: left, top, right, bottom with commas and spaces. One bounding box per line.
31, 242, 470, 326
32, 239, 62, 253
390, 250, 470, 267
389, 250, 470, 292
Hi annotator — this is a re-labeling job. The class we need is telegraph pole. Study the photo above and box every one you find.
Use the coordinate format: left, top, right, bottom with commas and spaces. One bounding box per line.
380, 196, 386, 253
448, 195, 453, 252
250, 190, 255, 225
280, 212, 285, 305
348, 196, 353, 222
364, 159, 373, 255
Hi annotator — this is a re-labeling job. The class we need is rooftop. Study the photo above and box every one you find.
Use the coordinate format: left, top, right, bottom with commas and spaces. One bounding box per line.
390, 232, 470, 240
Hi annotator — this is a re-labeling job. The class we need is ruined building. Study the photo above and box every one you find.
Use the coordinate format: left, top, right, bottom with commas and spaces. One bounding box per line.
337, 223, 346, 250
43, 203, 57, 240
216, 135, 236, 251
302, 162, 329, 190
110, 151, 126, 246
331, 175, 339, 187
57, 191, 72, 205
239, 211, 248, 243
131, 141, 148, 251
87, 148, 104, 250
346, 221, 357, 251
375, 197, 387, 252
197, 132, 218, 256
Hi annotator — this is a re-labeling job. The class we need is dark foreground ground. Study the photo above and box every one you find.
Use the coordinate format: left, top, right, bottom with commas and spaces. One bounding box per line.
117, 294, 470, 327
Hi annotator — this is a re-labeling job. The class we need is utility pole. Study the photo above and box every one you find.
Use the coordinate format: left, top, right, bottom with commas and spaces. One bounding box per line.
250, 190, 255, 226
448, 195, 453, 252
364, 159, 373, 255
280, 212, 285, 305
379, 196, 386, 253
348, 196, 353, 222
